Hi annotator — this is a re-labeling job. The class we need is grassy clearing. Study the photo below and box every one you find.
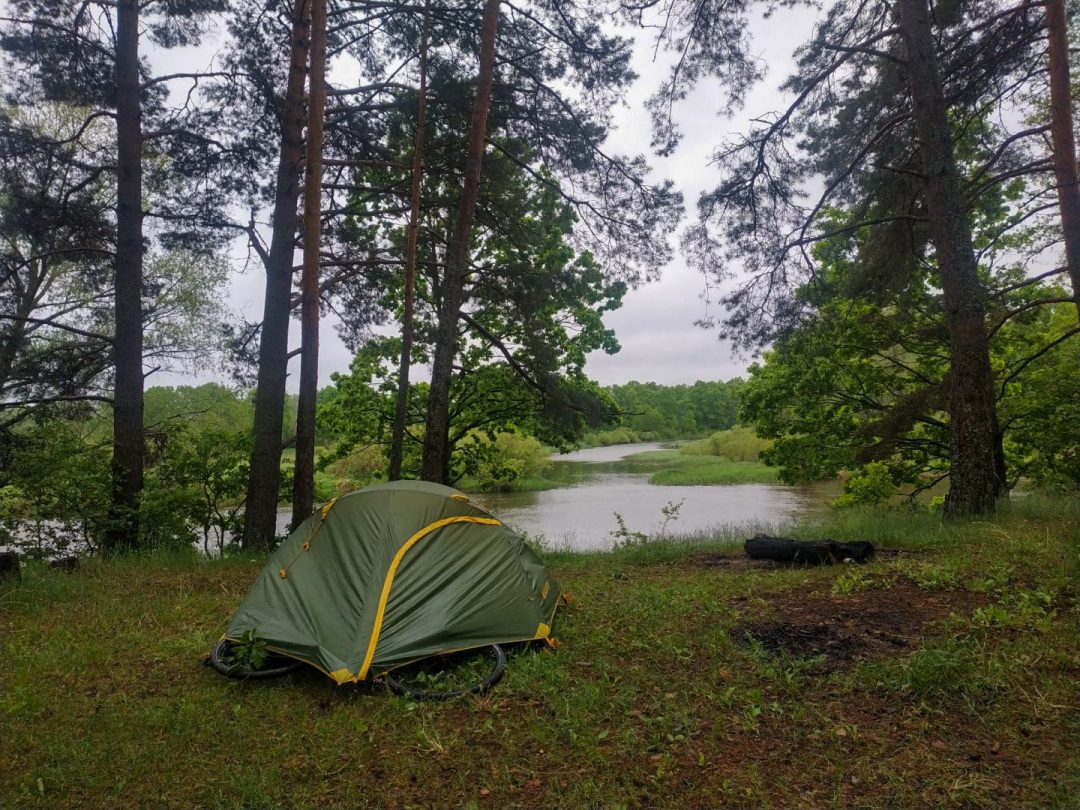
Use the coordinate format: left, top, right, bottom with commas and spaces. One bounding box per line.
621, 448, 780, 485
2, 496, 1077, 809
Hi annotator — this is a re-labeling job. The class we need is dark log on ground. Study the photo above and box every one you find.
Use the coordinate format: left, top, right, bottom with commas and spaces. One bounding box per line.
0, 551, 21, 581
49, 556, 80, 572
744, 535, 874, 565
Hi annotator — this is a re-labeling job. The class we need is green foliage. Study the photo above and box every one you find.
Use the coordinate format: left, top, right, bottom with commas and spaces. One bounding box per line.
830, 568, 872, 595
609, 500, 684, 549
579, 426, 640, 447
608, 512, 651, 549
0, 416, 111, 556
679, 427, 773, 461
882, 637, 1007, 707
324, 445, 386, 494
968, 588, 1058, 633
594, 379, 746, 441
151, 426, 251, 553
458, 431, 550, 492
220, 629, 269, 674
740, 197, 1080, 493
143, 384, 253, 435
617, 449, 779, 486
320, 341, 613, 486
831, 462, 898, 509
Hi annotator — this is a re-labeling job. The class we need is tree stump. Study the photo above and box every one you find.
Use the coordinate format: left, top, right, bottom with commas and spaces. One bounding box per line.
744, 534, 874, 565
0, 551, 21, 582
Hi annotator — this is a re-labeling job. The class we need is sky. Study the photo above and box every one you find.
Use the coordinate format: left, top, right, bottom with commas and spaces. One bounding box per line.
158, 4, 819, 392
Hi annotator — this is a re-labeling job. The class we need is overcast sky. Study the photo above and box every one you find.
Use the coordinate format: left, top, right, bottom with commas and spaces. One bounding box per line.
157, 4, 819, 392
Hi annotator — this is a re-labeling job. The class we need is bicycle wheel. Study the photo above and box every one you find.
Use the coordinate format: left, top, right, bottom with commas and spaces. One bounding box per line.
384, 644, 507, 700
207, 638, 304, 679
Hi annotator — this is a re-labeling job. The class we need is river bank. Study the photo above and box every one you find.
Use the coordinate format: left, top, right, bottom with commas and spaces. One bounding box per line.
3, 496, 1076, 809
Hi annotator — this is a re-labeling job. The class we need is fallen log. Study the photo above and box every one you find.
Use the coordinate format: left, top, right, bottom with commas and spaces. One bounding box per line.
744, 534, 874, 565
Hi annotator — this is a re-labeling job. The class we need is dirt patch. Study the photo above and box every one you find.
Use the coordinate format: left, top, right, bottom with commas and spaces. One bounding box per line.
731, 579, 987, 664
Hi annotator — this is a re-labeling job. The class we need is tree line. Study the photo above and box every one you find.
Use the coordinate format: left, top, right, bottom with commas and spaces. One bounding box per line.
2, 0, 1077, 555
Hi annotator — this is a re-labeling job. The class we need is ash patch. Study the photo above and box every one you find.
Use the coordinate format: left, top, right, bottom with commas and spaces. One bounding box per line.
732, 580, 986, 665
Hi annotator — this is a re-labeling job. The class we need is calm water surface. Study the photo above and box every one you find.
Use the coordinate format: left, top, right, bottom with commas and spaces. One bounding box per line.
472, 443, 840, 551
269, 443, 842, 551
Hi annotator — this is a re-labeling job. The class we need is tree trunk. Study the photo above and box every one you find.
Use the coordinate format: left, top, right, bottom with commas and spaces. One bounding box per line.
292, 0, 327, 529
106, 0, 144, 553
1046, 0, 1080, 319
898, 0, 1003, 516
389, 6, 430, 482
420, 0, 501, 484
241, 0, 310, 550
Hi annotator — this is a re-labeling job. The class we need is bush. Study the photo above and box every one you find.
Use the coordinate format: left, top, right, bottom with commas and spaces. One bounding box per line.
460, 431, 550, 491
830, 462, 897, 509
324, 444, 387, 493
1, 422, 112, 557
679, 426, 773, 462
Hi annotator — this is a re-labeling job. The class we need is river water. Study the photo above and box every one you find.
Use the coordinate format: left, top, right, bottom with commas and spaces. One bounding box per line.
471, 443, 841, 551
270, 443, 841, 552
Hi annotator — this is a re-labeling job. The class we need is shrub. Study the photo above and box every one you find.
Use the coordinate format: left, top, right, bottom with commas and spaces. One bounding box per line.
460, 431, 550, 491
679, 426, 773, 462
830, 462, 897, 509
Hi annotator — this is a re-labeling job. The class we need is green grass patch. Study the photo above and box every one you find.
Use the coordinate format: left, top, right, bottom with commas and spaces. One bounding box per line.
458, 474, 564, 494
2, 496, 1077, 809
620, 449, 780, 485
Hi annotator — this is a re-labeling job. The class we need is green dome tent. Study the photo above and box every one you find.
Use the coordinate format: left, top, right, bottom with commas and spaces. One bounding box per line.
222, 480, 561, 684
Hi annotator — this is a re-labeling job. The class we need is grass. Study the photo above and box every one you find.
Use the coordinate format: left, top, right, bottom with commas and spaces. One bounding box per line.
2, 496, 1078, 809
620, 448, 781, 485
457, 474, 564, 494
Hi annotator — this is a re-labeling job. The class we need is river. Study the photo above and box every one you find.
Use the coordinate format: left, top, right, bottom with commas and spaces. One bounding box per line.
270, 443, 841, 551
470, 443, 841, 551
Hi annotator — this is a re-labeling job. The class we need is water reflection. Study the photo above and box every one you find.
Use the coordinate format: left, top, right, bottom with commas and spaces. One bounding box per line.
474, 443, 841, 551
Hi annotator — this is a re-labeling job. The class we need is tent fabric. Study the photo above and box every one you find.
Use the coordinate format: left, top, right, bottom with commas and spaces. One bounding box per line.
224, 480, 560, 683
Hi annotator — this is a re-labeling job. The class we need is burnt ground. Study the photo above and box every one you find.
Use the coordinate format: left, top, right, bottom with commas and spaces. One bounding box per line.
691, 551, 988, 665
731, 577, 987, 664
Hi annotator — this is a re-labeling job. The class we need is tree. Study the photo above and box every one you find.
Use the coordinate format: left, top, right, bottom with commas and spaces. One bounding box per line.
0, 107, 115, 423
419, 0, 502, 482
231, 0, 312, 550
740, 200, 1080, 494
324, 1, 681, 484
2, 0, 229, 548
638, 0, 1065, 515
292, 0, 329, 528
389, 4, 430, 482
1, 110, 229, 470
1045, 0, 1080, 318
327, 156, 629, 480
896, 0, 1001, 513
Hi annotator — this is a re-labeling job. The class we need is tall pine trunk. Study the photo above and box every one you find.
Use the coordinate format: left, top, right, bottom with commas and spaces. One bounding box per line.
1046, 0, 1080, 319
107, 0, 144, 552
898, 0, 1002, 516
420, 0, 500, 484
242, 0, 310, 550
292, 0, 327, 528
389, 6, 430, 481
